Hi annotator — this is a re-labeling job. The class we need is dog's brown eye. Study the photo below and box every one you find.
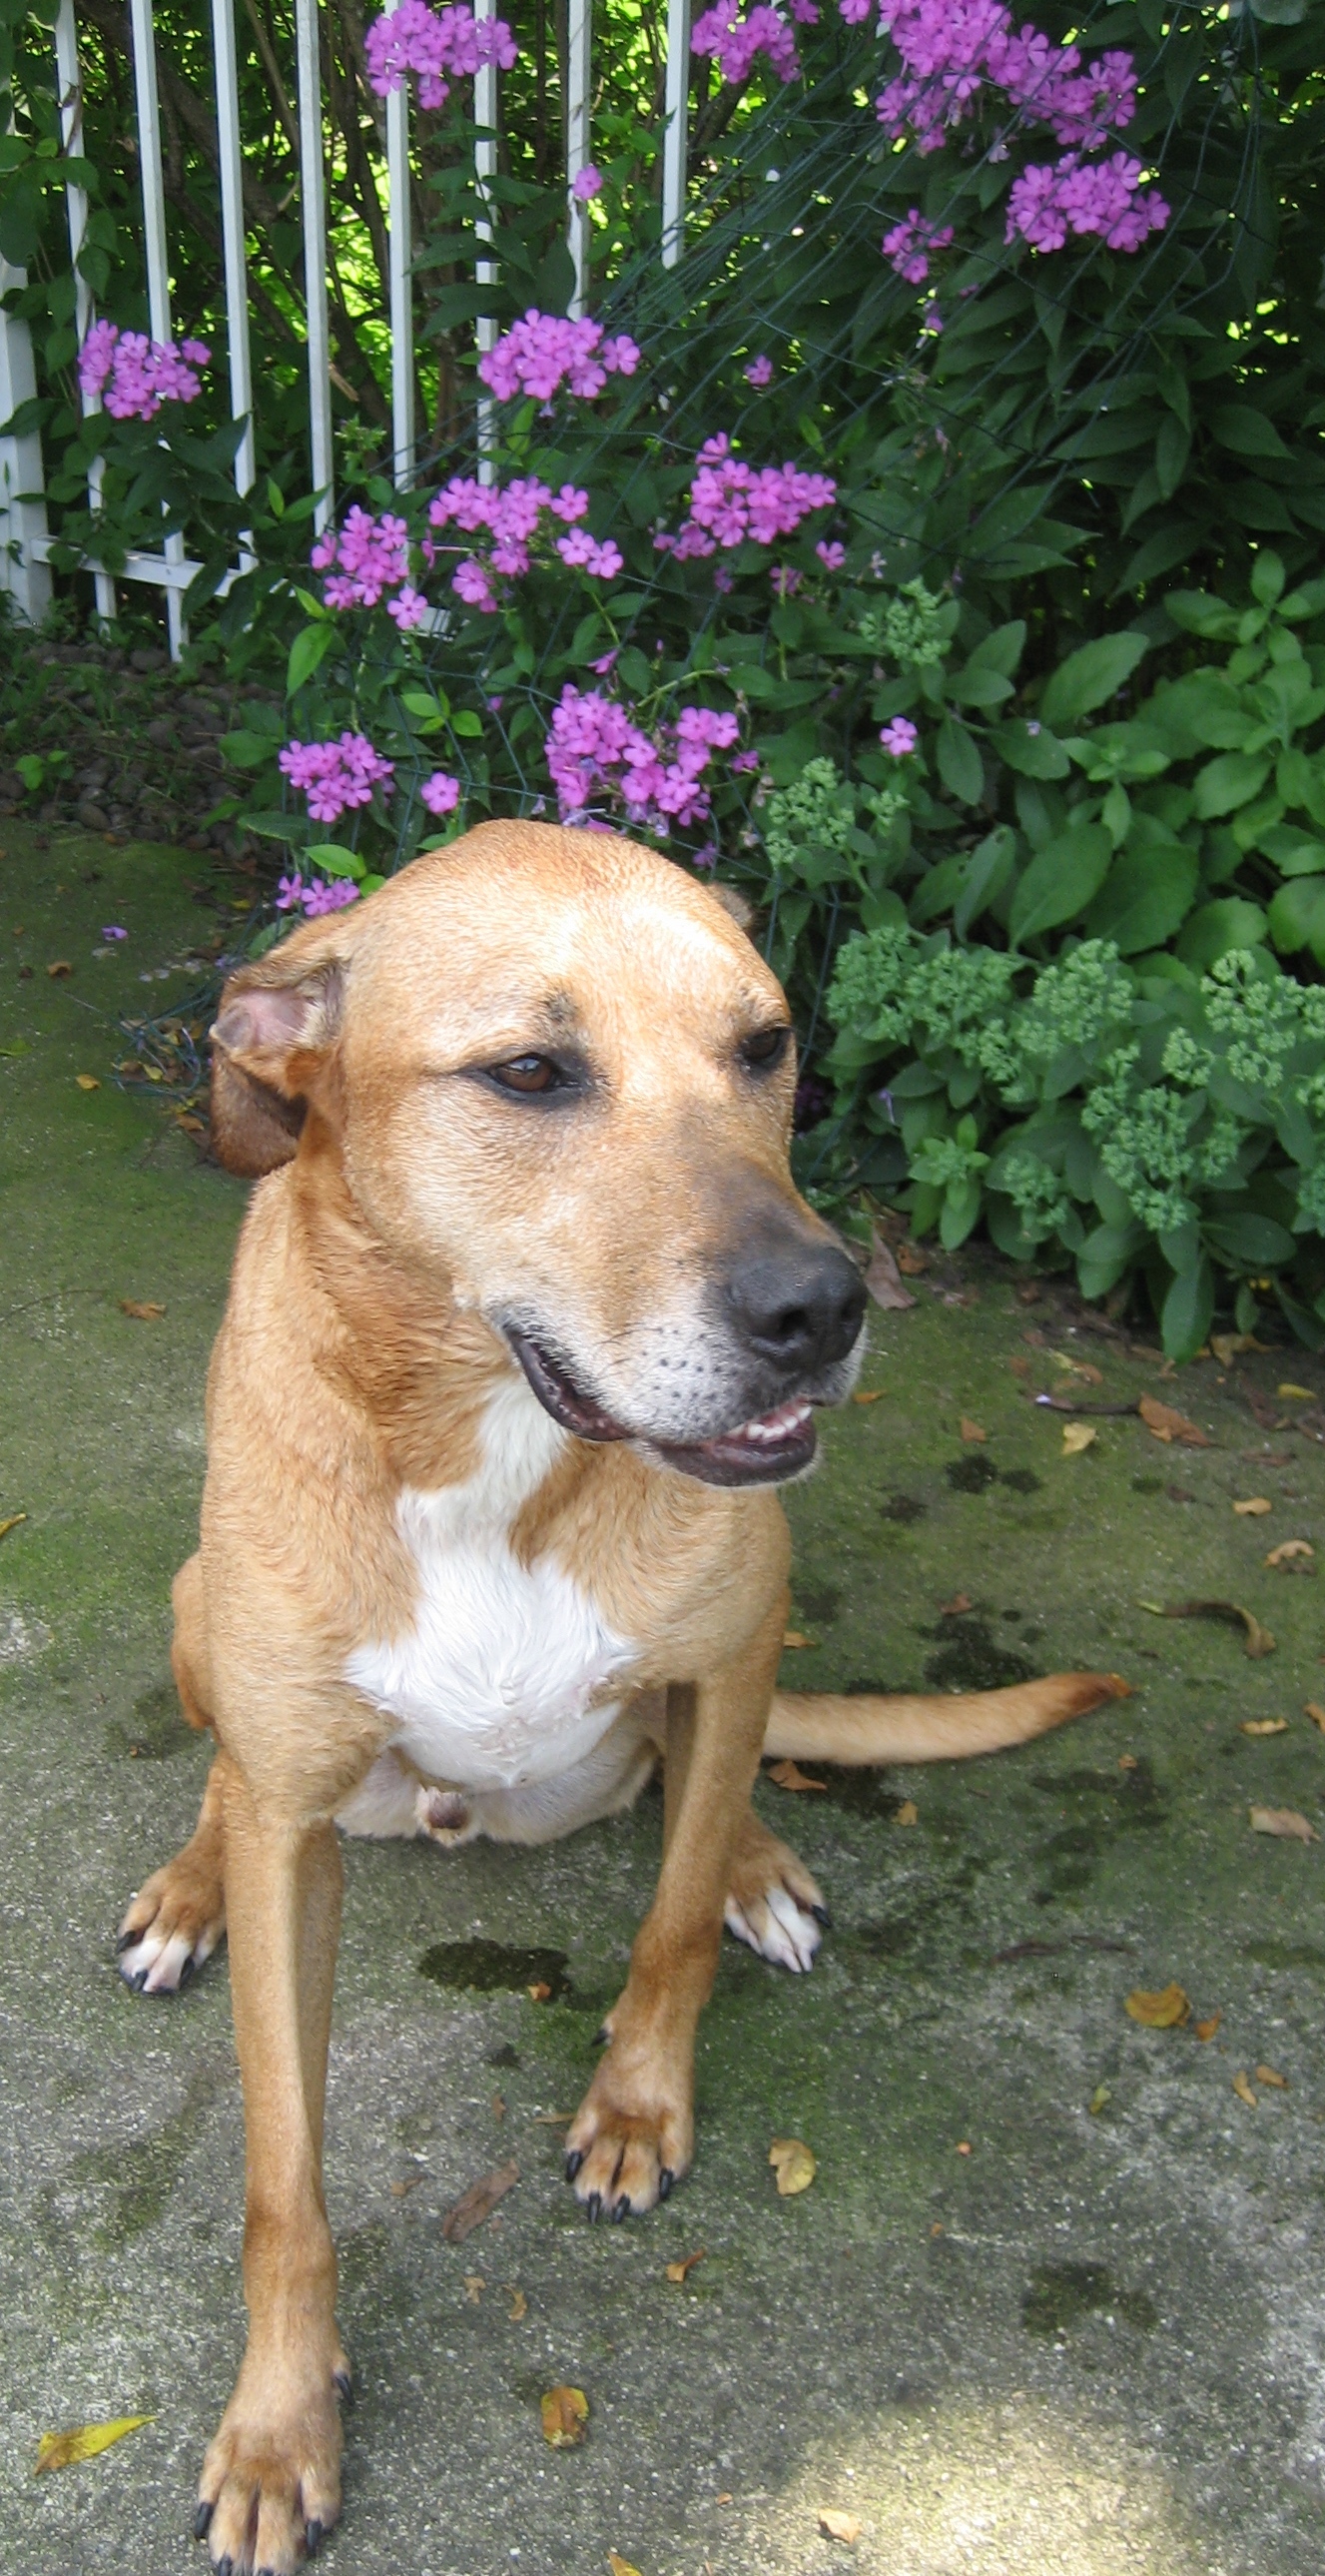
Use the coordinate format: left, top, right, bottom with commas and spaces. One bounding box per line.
488, 1054, 561, 1095
740, 1026, 791, 1072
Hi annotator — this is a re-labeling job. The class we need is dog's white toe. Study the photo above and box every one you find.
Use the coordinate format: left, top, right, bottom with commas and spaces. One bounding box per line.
118, 1921, 220, 1996
724, 1883, 822, 1973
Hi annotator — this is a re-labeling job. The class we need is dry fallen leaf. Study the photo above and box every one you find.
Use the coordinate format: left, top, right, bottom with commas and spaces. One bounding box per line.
940, 1592, 973, 1616
388, 2172, 422, 2197
1143, 1599, 1275, 1659
1007, 1354, 1032, 1378
852, 1388, 886, 1404
895, 1799, 919, 1826
819, 2507, 863, 2545
1256, 2065, 1288, 2089
767, 1758, 827, 1794
491, 2092, 505, 2121
441, 2158, 519, 2243
1061, 1421, 1097, 1455
1304, 1702, 1325, 1735
1233, 2071, 1258, 2109
1249, 1805, 1317, 1842
608, 2555, 643, 2576
960, 1416, 987, 1443
527, 1980, 552, 2002
1138, 1392, 1211, 1447
1211, 1333, 1263, 1365
1241, 1717, 1288, 1737
540, 2385, 588, 2448
769, 2137, 816, 2196
1195, 2013, 1221, 2043
0, 1511, 26, 1542
119, 1298, 165, 1321
896, 1240, 929, 1275
1233, 1496, 1273, 1517
506, 2285, 528, 2319
1125, 1983, 1190, 2028
1052, 1351, 1103, 1384
1088, 2084, 1110, 2114
665, 2247, 706, 2283
956, 2139, 973, 2155
35, 2416, 151, 2474
74, 1073, 100, 1091
1267, 1540, 1314, 1566
782, 1629, 817, 1650
865, 1225, 917, 1311
463, 2273, 485, 2302
1278, 1382, 1313, 1400
1118, 1753, 1137, 1771
46, 959, 71, 978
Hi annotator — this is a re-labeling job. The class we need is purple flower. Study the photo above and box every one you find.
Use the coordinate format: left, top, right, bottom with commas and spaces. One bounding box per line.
301, 877, 360, 917
692, 1, 803, 85
881, 209, 954, 285
664, 432, 837, 559
571, 164, 602, 202
276, 874, 305, 912
100, 924, 128, 941
478, 310, 639, 405
279, 732, 394, 824
771, 564, 803, 597
880, 716, 918, 756
815, 539, 846, 571
78, 321, 209, 421
545, 685, 740, 835
732, 749, 761, 774
420, 770, 461, 816
364, 0, 516, 110
744, 355, 774, 387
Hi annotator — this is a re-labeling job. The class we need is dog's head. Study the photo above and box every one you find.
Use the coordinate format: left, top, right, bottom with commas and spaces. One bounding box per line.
210, 822, 865, 1485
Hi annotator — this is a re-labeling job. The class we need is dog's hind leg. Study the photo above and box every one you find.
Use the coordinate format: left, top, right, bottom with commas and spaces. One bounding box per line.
118, 1751, 230, 1994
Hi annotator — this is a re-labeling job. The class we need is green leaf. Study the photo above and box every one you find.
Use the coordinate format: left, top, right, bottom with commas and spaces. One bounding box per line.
990, 719, 1069, 779
401, 686, 449, 732
1268, 877, 1325, 965
1259, 824, 1325, 877
949, 664, 1014, 709
305, 842, 364, 881
1039, 632, 1148, 729
966, 620, 1025, 679
450, 709, 483, 738
1175, 898, 1269, 968
1161, 1255, 1214, 1363
1077, 1219, 1148, 1299
1192, 752, 1271, 819
1164, 591, 1239, 641
1204, 1214, 1296, 1270
1083, 842, 1198, 954
1008, 823, 1113, 948
220, 731, 276, 770
1211, 406, 1292, 461
1250, 549, 1286, 607
287, 622, 333, 697
1154, 413, 1190, 502
935, 716, 984, 805
955, 826, 1017, 940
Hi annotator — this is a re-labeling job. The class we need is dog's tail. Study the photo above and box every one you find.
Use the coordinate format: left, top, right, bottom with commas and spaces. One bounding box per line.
764, 1670, 1130, 1768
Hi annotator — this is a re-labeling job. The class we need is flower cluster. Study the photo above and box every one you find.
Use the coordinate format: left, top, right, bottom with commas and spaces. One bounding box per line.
658, 435, 836, 560
312, 505, 428, 628
77, 321, 210, 422
1005, 152, 1169, 255
882, 209, 955, 284
424, 474, 620, 611
875, 0, 1136, 156
547, 686, 739, 834
571, 164, 602, 202
477, 310, 640, 404
276, 874, 361, 917
691, 1, 804, 87
364, 0, 516, 110
279, 733, 394, 825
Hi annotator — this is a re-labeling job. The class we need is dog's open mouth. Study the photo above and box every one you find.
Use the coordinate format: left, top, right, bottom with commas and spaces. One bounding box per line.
510, 1334, 818, 1486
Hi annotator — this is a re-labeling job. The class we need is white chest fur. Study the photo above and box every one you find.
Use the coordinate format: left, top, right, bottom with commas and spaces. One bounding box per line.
344, 1375, 633, 1793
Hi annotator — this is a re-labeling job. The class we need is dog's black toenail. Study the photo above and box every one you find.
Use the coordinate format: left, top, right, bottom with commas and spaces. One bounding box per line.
657, 2166, 674, 2200
593, 2024, 610, 2047
564, 2148, 584, 2181
611, 2192, 631, 2222
586, 2190, 602, 2222
215, 2555, 234, 2575
116, 1928, 140, 1954
333, 2367, 352, 2402
306, 2520, 325, 2557
811, 1904, 833, 1929
130, 1967, 149, 1992
178, 1955, 196, 1990
193, 2500, 214, 2539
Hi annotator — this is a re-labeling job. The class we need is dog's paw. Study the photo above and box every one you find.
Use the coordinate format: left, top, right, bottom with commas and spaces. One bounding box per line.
724, 1819, 827, 1974
562, 2061, 692, 2221
116, 1851, 225, 1997
196, 2354, 346, 2574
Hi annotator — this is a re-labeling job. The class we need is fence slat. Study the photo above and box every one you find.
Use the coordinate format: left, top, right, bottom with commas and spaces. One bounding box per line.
382, 0, 415, 488
473, 0, 499, 482
0, 257, 53, 624
54, 3, 114, 621
662, 0, 690, 269
295, 0, 334, 532
128, 0, 187, 654
566, 0, 592, 318
211, 0, 256, 501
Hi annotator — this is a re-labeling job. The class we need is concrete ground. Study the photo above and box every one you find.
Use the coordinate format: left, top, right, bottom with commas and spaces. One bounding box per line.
4, 822, 1325, 2576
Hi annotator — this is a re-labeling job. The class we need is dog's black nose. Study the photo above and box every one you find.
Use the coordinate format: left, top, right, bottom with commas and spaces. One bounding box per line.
725, 1236, 866, 1375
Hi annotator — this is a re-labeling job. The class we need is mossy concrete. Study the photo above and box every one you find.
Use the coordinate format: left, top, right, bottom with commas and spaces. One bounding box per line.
3, 823, 1325, 2573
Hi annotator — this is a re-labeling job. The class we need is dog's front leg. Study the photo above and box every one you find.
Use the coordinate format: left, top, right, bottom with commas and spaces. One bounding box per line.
563, 1592, 787, 2219
197, 1765, 348, 2572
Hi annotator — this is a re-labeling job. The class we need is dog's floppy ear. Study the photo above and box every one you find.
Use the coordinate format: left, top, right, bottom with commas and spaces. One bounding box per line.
707, 881, 755, 934
209, 914, 352, 1177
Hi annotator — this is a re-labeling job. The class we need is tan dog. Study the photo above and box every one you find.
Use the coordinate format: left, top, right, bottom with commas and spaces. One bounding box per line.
116, 822, 1122, 2572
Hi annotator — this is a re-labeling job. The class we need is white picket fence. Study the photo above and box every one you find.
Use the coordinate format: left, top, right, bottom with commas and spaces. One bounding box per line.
0, 0, 693, 656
